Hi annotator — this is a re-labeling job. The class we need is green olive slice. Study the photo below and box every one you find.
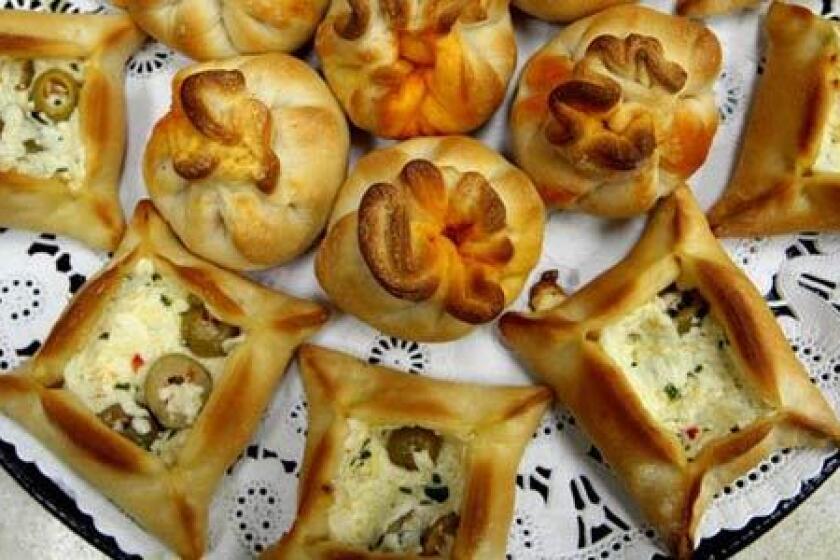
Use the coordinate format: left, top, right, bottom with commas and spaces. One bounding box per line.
98, 404, 159, 450
420, 512, 459, 556
144, 353, 212, 429
180, 296, 240, 357
30, 68, 79, 122
386, 426, 442, 471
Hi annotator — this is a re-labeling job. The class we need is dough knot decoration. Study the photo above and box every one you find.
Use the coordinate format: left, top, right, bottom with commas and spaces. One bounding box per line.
318, 0, 514, 138
545, 34, 687, 174
357, 158, 513, 323
171, 69, 280, 194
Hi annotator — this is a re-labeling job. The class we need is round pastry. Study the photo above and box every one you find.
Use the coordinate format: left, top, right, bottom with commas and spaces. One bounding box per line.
144, 54, 350, 271
121, 0, 329, 60
512, 0, 634, 23
510, 5, 721, 217
315, 136, 545, 342
315, 0, 517, 139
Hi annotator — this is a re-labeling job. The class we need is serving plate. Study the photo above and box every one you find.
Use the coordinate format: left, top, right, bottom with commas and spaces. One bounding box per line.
1, 0, 840, 558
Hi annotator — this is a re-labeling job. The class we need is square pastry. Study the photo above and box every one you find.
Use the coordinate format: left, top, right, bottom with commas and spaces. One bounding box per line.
264, 345, 552, 559
709, 2, 840, 236
500, 186, 840, 558
0, 11, 144, 250
0, 201, 328, 558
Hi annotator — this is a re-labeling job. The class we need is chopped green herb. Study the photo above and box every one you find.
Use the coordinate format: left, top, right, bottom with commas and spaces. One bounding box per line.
114, 382, 131, 390
730, 425, 740, 433
160, 294, 172, 307
152, 273, 162, 281
664, 383, 681, 401
98, 332, 110, 340
350, 438, 372, 468
432, 473, 442, 484
398, 486, 412, 495
694, 365, 703, 373
631, 361, 638, 368
423, 485, 449, 503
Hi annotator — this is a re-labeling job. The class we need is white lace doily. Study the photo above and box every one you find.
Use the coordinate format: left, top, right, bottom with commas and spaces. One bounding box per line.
1, 1, 839, 558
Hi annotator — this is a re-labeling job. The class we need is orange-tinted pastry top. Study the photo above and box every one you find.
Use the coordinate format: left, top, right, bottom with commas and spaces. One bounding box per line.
316, 0, 516, 138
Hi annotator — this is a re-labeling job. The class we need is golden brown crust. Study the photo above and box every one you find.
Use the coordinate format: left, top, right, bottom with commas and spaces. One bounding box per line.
316, 136, 545, 341
315, 0, 516, 138
123, 0, 329, 60
499, 185, 840, 558
512, 0, 634, 22
0, 11, 144, 250
708, 2, 840, 236
262, 344, 552, 560
676, 0, 759, 17
144, 54, 349, 270
0, 201, 328, 559
510, 5, 721, 217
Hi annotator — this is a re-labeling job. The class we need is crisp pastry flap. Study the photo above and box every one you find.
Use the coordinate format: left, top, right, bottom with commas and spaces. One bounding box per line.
0, 201, 328, 559
0, 11, 144, 250
500, 185, 840, 558
264, 344, 551, 559
709, 2, 840, 236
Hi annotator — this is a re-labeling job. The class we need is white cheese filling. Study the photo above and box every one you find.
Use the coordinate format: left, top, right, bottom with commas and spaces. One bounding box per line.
0, 58, 86, 188
600, 293, 768, 458
328, 420, 464, 553
63, 259, 237, 460
813, 26, 840, 173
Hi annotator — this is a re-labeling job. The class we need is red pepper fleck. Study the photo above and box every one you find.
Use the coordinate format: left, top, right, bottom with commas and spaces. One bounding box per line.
131, 354, 144, 372
685, 426, 699, 440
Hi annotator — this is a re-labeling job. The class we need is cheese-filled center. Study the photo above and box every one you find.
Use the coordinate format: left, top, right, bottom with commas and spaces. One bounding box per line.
0, 57, 86, 188
328, 420, 464, 555
599, 290, 768, 458
62, 259, 243, 463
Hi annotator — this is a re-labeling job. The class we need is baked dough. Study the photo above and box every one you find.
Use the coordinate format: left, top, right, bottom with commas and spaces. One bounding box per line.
0, 11, 144, 250
676, 0, 759, 17
263, 344, 551, 559
315, 0, 517, 138
121, 0, 329, 60
144, 54, 350, 270
512, 0, 634, 23
315, 136, 545, 342
510, 5, 721, 216
499, 186, 840, 558
709, 2, 840, 236
0, 201, 328, 559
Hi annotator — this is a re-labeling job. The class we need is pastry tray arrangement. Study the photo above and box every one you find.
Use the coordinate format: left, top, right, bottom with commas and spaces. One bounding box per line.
1, 0, 840, 559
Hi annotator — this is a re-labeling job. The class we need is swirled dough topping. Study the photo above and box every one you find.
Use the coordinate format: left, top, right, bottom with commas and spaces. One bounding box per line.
329, 419, 464, 555
358, 158, 514, 323
0, 57, 85, 188
600, 290, 768, 458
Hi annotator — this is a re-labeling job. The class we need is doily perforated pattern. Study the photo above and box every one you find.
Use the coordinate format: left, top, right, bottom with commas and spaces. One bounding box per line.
1, 1, 840, 559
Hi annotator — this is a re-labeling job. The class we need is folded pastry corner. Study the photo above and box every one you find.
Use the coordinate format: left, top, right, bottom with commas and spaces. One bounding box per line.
511, 5, 721, 217
315, 0, 516, 138
500, 185, 840, 558
0, 11, 145, 250
263, 344, 552, 559
316, 136, 545, 341
709, 1, 840, 236
0, 200, 328, 559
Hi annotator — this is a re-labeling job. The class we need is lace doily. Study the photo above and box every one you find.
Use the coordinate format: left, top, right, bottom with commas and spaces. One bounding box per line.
1, 1, 839, 559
